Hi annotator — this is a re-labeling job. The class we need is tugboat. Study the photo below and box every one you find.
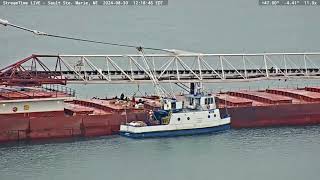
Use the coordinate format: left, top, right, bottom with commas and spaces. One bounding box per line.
120, 83, 231, 138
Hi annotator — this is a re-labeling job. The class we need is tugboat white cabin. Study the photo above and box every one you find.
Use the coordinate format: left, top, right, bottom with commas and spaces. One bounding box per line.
120, 83, 230, 138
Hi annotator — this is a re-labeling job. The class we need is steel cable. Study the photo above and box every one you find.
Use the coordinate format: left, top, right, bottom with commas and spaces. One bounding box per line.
0, 18, 171, 53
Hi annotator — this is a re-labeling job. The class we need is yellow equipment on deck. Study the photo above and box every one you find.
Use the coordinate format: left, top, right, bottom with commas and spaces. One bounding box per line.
161, 111, 172, 125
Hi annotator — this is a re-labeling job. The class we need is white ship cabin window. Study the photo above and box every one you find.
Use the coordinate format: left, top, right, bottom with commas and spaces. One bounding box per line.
189, 98, 194, 105
214, 114, 216, 117
205, 97, 214, 105
196, 98, 200, 105
177, 117, 181, 121
171, 102, 176, 109
187, 117, 190, 120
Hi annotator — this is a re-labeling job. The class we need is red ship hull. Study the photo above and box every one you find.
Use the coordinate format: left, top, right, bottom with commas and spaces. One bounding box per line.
1, 103, 320, 143
220, 103, 320, 128
0, 110, 147, 143
2, 85, 320, 143
215, 87, 320, 128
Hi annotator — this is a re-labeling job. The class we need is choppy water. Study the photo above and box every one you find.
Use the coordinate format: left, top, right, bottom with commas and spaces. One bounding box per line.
1, 1, 320, 179
1, 126, 320, 180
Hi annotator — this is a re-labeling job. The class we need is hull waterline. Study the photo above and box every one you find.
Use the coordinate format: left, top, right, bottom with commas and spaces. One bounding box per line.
120, 124, 231, 138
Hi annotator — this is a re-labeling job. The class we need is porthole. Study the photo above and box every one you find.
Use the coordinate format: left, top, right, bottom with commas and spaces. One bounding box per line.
187, 117, 190, 120
177, 118, 181, 121
208, 115, 210, 118
214, 114, 217, 117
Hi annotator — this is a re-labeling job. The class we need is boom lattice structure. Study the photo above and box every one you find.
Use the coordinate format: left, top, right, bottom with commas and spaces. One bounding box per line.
1, 52, 320, 86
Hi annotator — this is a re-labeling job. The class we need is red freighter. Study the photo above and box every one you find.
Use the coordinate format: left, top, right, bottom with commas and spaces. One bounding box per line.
0, 86, 147, 143
216, 87, 320, 128
2, 84, 320, 143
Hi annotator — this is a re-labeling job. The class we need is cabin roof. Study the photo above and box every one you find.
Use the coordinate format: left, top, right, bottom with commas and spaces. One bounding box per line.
185, 94, 212, 99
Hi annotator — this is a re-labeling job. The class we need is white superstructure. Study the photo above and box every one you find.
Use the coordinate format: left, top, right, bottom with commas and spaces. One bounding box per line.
120, 83, 231, 138
121, 109, 229, 135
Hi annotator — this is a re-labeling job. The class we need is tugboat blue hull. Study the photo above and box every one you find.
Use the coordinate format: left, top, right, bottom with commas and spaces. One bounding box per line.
120, 124, 230, 138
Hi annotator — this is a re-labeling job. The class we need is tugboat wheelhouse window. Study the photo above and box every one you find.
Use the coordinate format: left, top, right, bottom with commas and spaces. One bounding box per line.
205, 98, 213, 105
189, 98, 194, 105
171, 102, 176, 109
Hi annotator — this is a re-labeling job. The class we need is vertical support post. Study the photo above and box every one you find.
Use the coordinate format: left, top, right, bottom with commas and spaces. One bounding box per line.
304, 54, 308, 76
106, 57, 111, 81
175, 57, 180, 81
34, 58, 37, 77
242, 55, 247, 79
220, 56, 225, 79
284, 54, 287, 76
152, 57, 156, 74
197, 56, 202, 80
129, 57, 134, 79
81, 57, 87, 81
264, 54, 269, 78
58, 57, 63, 80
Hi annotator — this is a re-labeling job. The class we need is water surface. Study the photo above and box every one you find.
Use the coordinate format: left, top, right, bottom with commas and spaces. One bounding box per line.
1, 126, 320, 180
